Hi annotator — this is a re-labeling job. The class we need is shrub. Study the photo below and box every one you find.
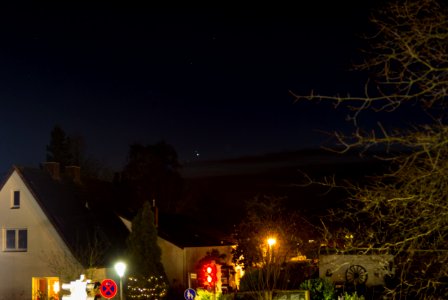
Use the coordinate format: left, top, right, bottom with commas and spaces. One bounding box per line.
343, 292, 365, 300
299, 278, 335, 300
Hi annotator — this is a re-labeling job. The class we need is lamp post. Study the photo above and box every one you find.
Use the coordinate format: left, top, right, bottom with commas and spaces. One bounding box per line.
115, 262, 126, 300
267, 237, 276, 263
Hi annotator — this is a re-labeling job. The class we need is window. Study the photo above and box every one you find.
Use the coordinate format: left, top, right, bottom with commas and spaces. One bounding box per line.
11, 190, 20, 208
4, 229, 27, 251
32, 277, 60, 300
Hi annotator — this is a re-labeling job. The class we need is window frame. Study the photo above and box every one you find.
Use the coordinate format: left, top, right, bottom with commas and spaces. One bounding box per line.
3, 228, 27, 252
11, 190, 20, 209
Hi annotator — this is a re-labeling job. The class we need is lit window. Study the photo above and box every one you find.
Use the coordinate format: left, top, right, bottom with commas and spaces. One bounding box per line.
11, 190, 20, 208
32, 277, 60, 300
4, 229, 27, 251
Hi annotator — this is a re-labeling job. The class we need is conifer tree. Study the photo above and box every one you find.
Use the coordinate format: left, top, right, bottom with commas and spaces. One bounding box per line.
127, 201, 165, 277
126, 201, 167, 300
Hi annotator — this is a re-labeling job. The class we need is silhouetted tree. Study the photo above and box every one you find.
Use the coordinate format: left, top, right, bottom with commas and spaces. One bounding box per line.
46, 125, 112, 180
46, 125, 73, 168
292, 0, 448, 298
120, 141, 183, 213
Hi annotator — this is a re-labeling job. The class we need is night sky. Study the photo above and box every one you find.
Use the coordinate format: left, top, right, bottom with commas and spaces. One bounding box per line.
0, 2, 383, 173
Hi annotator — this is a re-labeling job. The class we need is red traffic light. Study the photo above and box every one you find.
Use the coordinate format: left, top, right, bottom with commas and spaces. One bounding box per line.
206, 267, 213, 283
203, 263, 217, 285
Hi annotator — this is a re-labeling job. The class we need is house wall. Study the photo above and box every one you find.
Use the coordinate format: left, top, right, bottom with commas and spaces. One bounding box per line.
158, 241, 235, 291
0, 170, 81, 300
158, 236, 185, 287
319, 254, 394, 287
184, 245, 234, 290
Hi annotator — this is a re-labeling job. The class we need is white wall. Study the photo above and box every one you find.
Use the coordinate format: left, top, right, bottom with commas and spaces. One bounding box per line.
184, 245, 234, 291
0, 170, 81, 300
184, 245, 233, 273
158, 239, 234, 290
159, 237, 185, 287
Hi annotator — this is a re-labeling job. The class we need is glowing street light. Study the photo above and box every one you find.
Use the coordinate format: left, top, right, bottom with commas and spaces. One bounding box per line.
114, 262, 126, 300
267, 238, 276, 247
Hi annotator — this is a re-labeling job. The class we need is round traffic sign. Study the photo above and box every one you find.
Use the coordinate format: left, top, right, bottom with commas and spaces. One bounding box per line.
184, 288, 196, 300
100, 279, 118, 299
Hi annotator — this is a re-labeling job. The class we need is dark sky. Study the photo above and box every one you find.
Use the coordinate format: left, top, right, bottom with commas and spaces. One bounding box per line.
0, 2, 383, 173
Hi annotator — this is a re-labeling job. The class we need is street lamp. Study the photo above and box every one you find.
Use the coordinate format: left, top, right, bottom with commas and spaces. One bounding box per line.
267, 238, 276, 247
115, 262, 126, 300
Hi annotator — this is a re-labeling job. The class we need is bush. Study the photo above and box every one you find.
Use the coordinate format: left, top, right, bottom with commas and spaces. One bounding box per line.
284, 262, 319, 289
195, 288, 235, 300
196, 289, 214, 300
299, 278, 335, 300
343, 292, 365, 300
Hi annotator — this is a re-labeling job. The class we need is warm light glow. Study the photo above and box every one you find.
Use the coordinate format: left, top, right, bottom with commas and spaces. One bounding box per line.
53, 281, 60, 293
267, 238, 276, 247
207, 275, 212, 283
115, 262, 127, 278
206, 266, 212, 273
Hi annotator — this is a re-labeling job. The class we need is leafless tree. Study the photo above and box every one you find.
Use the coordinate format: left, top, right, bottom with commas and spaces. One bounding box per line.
291, 0, 448, 298
233, 196, 318, 300
42, 229, 108, 284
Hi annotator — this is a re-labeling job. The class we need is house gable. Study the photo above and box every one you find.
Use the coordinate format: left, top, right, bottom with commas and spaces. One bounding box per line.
0, 168, 81, 299
15, 165, 129, 267
0, 164, 130, 299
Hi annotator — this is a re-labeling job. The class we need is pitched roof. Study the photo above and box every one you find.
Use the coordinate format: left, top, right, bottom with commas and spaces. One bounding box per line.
10, 165, 129, 267
157, 212, 234, 248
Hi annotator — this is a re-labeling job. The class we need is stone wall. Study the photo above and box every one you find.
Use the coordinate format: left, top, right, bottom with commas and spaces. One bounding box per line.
319, 254, 394, 287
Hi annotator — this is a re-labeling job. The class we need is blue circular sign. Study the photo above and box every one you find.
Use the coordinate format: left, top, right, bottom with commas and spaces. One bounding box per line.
184, 288, 196, 300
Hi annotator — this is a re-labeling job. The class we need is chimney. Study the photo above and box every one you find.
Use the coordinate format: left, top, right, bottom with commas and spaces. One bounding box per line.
65, 166, 81, 184
41, 162, 60, 180
152, 199, 159, 228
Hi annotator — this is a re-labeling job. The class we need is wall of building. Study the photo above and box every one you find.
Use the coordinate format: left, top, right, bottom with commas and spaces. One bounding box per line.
158, 242, 236, 291
184, 245, 234, 291
158, 237, 185, 288
319, 253, 394, 287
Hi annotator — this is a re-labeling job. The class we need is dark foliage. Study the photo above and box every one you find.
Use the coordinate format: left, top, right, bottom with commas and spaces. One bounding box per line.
119, 141, 184, 213
126, 201, 166, 278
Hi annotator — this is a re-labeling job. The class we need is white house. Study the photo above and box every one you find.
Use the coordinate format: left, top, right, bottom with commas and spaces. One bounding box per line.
0, 163, 128, 299
157, 226, 238, 292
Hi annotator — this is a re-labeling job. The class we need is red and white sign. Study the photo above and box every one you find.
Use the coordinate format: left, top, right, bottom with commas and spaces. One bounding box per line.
100, 279, 118, 299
